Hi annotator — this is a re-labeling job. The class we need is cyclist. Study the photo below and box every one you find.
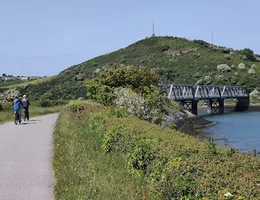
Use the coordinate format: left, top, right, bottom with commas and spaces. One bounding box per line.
12, 96, 23, 123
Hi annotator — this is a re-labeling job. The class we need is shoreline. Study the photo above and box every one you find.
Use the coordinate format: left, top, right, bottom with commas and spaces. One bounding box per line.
198, 103, 260, 113
180, 103, 260, 136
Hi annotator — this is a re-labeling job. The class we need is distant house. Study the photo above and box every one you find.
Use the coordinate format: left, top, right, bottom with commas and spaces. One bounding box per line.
16, 75, 44, 80
16, 76, 29, 80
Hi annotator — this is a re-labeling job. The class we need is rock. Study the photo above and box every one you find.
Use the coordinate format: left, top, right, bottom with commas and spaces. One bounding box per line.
162, 110, 213, 135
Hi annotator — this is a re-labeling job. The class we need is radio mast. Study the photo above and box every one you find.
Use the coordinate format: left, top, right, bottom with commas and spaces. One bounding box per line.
152, 23, 155, 36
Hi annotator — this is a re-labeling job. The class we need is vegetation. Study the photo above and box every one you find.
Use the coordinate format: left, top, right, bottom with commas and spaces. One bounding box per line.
0, 77, 24, 87
3, 36, 259, 100
0, 101, 62, 124
85, 65, 180, 124
53, 100, 260, 199
0, 75, 56, 88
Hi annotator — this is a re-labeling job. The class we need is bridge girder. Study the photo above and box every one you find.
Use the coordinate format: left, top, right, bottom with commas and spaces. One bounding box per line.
159, 84, 248, 100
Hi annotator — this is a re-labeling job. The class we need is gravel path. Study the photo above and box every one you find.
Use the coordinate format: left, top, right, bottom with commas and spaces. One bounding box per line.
0, 113, 59, 200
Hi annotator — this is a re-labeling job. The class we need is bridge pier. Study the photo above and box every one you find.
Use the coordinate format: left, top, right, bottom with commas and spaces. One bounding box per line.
207, 99, 224, 114
180, 100, 198, 115
235, 97, 250, 111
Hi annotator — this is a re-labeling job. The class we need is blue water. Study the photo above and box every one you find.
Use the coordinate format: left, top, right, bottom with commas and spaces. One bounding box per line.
199, 112, 260, 152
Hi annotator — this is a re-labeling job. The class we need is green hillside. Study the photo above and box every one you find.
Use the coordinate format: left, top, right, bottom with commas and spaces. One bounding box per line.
6, 36, 260, 100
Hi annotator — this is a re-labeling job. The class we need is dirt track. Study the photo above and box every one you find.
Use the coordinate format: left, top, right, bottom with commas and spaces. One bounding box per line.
0, 113, 59, 200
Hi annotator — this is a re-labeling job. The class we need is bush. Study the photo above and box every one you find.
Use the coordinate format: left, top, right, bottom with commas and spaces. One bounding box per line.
0, 104, 3, 111
77, 103, 260, 199
248, 68, 256, 75
217, 64, 231, 72
114, 86, 179, 124
238, 63, 246, 70
86, 65, 160, 106
37, 100, 69, 107
241, 48, 255, 61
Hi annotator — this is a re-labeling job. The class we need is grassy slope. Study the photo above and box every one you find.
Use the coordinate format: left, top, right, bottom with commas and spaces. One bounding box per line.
6, 36, 260, 100
0, 76, 56, 89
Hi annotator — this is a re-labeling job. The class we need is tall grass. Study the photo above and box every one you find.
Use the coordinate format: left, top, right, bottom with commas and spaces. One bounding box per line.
53, 107, 153, 200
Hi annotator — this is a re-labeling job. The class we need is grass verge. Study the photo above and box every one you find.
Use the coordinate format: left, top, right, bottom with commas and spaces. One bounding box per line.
53, 103, 153, 200
0, 101, 61, 124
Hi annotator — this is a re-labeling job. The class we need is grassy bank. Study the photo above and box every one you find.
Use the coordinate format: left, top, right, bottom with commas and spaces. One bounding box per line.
53, 102, 153, 200
0, 101, 62, 124
53, 100, 260, 199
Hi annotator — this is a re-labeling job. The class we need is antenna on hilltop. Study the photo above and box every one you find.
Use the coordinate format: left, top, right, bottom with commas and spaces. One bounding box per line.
152, 23, 155, 37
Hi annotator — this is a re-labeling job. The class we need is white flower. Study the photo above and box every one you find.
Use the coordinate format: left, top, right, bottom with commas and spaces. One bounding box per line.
224, 192, 233, 197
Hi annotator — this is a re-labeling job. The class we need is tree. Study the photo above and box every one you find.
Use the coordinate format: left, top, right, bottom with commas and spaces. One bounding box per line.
2, 73, 6, 77
85, 65, 160, 105
242, 48, 255, 61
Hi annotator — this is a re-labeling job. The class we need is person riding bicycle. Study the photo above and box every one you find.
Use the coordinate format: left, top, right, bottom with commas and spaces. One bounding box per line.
12, 96, 23, 121
22, 94, 30, 121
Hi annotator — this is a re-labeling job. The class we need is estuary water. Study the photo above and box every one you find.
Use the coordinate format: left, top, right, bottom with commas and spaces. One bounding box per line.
199, 111, 260, 152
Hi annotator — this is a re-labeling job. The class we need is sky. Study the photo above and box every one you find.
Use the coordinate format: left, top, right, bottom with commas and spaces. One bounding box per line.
0, 0, 259, 76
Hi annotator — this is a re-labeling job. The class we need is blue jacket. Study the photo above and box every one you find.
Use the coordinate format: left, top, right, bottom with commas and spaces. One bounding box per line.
12, 99, 23, 111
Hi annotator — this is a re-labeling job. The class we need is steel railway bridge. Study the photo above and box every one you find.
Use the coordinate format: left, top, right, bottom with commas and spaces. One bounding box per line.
159, 84, 249, 115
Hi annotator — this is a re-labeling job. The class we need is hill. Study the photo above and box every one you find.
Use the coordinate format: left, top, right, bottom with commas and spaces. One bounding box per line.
2, 36, 260, 100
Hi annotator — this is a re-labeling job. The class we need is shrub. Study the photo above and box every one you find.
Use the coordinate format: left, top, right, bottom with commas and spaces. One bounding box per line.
241, 48, 255, 61
251, 64, 256, 69
37, 100, 68, 107
203, 76, 212, 85
217, 64, 231, 72
238, 63, 246, 70
248, 68, 256, 75
86, 65, 160, 105
0, 104, 3, 111
114, 87, 163, 123
231, 64, 236, 69
114, 86, 179, 124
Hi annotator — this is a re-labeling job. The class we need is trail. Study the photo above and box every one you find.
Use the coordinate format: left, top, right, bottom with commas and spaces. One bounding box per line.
0, 113, 59, 200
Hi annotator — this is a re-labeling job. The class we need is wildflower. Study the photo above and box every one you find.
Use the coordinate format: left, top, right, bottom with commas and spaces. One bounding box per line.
224, 192, 233, 197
